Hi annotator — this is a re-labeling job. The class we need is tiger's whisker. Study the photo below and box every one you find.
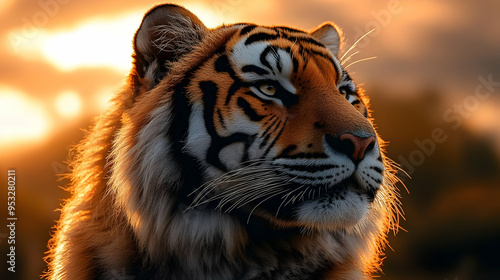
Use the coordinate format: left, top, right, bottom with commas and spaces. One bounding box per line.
247, 189, 290, 224
340, 28, 376, 62
275, 186, 305, 218
221, 181, 289, 211
341, 50, 359, 65
344, 56, 377, 69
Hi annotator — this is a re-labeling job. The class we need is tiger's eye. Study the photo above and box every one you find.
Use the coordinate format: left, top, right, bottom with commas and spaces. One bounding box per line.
340, 88, 347, 96
259, 84, 276, 96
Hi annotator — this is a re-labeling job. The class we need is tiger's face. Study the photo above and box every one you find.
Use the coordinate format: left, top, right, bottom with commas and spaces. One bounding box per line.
130, 5, 386, 232
179, 26, 384, 231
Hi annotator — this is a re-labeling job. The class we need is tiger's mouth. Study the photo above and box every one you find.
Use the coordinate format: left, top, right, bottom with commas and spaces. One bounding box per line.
188, 160, 382, 218
274, 159, 382, 197
235, 170, 380, 228
280, 173, 379, 204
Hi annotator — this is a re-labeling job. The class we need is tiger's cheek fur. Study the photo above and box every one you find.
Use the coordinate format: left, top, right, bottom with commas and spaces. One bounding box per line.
185, 55, 289, 172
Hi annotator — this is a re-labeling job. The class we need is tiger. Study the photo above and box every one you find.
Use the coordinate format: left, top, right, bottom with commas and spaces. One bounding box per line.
45, 3, 401, 280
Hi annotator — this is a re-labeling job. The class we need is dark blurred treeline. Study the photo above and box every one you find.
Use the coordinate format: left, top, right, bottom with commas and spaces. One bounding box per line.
369, 86, 500, 280
1, 86, 499, 280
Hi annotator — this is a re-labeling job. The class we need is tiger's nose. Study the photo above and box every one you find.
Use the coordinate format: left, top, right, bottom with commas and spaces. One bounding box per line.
326, 133, 377, 162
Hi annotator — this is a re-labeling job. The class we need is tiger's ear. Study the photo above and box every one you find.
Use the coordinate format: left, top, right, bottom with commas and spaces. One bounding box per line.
131, 4, 208, 94
310, 22, 343, 57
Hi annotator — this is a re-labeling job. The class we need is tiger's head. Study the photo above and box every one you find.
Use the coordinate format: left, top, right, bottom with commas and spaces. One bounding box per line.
112, 4, 398, 249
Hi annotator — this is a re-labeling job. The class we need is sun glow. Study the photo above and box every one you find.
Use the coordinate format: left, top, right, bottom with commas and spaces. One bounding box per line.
0, 87, 51, 147
55, 91, 82, 118
95, 86, 116, 112
39, 12, 143, 72
1, 4, 224, 148
0, 0, 13, 13
7, 4, 223, 73
185, 3, 224, 28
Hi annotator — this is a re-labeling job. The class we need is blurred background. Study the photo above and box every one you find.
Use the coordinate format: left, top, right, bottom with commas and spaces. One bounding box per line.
1, 0, 499, 279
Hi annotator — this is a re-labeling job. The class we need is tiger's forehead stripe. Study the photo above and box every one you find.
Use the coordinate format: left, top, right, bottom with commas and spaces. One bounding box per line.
243, 26, 324, 48
227, 24, 343, 85
229, 38, 297, 95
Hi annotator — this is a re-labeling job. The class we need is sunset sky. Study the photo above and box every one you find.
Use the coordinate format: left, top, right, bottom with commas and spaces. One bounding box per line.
1, 0, 499, 152
1, 1, 499, 279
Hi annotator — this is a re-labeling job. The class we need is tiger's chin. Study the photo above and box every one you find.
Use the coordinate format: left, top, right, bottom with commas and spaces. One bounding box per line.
294, 189, 371, 231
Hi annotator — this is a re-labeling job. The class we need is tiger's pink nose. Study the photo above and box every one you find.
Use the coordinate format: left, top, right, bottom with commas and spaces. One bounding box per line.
338, 133, 377, 162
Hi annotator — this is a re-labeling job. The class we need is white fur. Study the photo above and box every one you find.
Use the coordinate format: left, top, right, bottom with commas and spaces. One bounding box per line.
109, 101, 182, 256
224, 113, 261, 136
133, 104, 181, 192
230, 40, 296, 96
218, 142, 246, 170
164, 210, 244, 280
295, 191, 369, 230
186, 102, 212, 162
